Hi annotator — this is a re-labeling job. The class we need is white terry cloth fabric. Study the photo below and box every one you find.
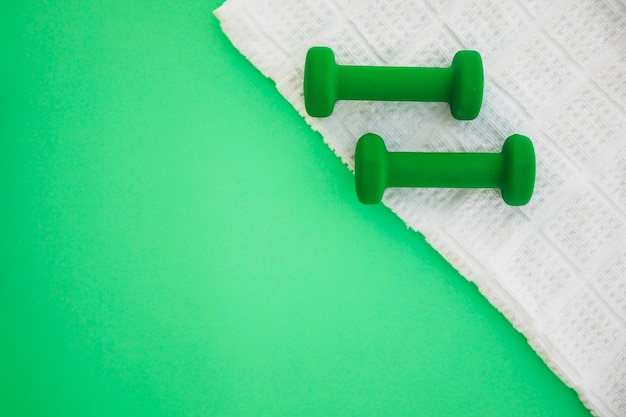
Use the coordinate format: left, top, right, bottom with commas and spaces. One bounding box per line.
214, 1, 626, 415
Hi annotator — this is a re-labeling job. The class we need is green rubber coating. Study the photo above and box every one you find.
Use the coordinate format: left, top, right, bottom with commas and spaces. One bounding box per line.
304, 47, 484, 120
304, 47, 338, 118
450, 51, 484, 120
500, 134, 536, 206
355, 133, 535, 206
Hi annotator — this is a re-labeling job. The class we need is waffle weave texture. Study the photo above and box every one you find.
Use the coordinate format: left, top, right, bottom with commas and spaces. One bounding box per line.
214, 1, 626, 415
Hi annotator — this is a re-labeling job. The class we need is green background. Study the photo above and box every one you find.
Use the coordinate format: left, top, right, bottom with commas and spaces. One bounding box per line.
0, 1, 591, 416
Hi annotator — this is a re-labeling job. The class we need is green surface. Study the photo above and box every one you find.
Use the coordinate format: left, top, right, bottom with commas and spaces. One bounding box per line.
304, 47, 483, 120
0, 1, 590, 416
354, 133, 535, 206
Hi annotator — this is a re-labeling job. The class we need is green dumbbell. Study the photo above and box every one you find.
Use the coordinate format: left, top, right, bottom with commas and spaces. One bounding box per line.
304, 46, 484, 120
355, 133, 535, 206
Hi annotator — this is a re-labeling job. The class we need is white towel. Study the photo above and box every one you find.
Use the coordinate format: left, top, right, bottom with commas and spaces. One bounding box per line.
214, 1, 626, 415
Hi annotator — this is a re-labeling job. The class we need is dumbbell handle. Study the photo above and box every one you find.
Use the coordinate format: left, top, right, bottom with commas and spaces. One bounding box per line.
386, 152, 501, 188
337, 66, 452, 103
